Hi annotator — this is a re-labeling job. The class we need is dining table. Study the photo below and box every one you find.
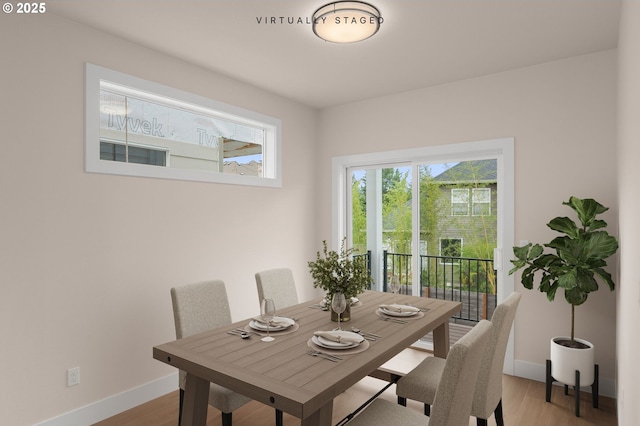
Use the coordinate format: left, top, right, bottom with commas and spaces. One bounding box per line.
153, 290, 461, 426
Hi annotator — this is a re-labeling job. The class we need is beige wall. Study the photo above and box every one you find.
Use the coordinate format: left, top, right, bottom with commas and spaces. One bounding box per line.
617, 1, 640, 423
0, 14, 320, 426
0, 9, 627, 426
318, 50, 618, 387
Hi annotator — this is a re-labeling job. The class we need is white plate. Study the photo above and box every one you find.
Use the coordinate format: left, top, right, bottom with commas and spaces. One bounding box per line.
314, 331, 364, 347
380, 306, 419, 317
312, 334, 362, 349
249, 316, 295, 331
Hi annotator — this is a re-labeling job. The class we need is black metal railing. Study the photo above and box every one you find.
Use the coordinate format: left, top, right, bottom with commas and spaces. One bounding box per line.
353, 250, 372, 289
383, 251, 412, 293
383, 251, 497, 322
421, 254, 496, 322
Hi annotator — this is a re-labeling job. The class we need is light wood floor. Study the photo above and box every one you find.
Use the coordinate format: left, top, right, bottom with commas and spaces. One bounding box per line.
94, 349, 616, 426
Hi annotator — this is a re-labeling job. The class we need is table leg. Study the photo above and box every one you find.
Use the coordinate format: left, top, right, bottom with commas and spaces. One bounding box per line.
181, 373, 210, 426
432, 321, 450, 358
301, 401, 333, 426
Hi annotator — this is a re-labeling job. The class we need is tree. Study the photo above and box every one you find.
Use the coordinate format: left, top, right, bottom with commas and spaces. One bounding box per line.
418, 165, 445, 257
351, 175, 367, 253
382, 169, 412, 253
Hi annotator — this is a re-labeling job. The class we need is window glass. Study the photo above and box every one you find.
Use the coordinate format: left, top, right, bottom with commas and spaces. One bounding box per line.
100, 141, 167, 166
472, 188, 491, 216
440, 238, 462, 264
85, 64, 281, 187
451, 188, 469, 216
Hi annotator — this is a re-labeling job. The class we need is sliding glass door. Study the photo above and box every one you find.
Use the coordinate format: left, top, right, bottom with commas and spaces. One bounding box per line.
333, 138, 514, 362
349, 160, 497, 310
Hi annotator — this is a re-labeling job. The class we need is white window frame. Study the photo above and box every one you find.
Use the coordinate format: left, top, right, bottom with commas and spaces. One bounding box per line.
85, 63, 282, 187
451, 188, 470, 216
332, 137, 516, 373
439, 237, 463, 265
472, 187, 492, 216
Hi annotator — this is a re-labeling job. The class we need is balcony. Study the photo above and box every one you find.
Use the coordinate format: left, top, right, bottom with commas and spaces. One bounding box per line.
382, 251, 497, 324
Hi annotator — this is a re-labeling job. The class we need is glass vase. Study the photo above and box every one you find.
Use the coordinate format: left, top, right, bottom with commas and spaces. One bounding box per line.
331, 303, 351, 322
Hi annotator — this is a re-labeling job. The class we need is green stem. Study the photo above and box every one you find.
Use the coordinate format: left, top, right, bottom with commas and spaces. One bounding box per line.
571, 303, 575, 344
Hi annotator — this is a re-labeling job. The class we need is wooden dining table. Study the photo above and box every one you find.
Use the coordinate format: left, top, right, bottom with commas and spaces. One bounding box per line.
153, 290, 461, 426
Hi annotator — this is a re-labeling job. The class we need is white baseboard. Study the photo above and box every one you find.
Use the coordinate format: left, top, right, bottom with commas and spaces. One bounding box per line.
35, 360, 615, 425
514, 360, 616, 399
35, 373, 178, 426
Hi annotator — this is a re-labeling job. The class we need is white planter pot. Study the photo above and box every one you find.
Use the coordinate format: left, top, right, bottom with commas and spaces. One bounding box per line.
550, 336, 595, 387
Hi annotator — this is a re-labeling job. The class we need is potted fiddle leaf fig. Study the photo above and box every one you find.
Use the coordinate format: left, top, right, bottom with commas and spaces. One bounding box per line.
308, 238, 373, 322
509, 196, 618, 389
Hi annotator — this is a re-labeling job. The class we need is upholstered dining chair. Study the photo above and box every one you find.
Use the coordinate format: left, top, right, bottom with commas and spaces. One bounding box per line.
171, 280, 251, 426
348, 320, 493, 426
255, 268, 299, 309
396, 292, 521, 426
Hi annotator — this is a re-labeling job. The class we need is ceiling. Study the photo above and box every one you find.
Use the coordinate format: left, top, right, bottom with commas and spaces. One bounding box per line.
50, 0, 621, 109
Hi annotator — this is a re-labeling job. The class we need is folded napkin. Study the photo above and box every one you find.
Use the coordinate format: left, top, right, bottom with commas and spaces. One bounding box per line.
314, 331, 362, 344
252, 317, 291, 327
379, 304, 420, 313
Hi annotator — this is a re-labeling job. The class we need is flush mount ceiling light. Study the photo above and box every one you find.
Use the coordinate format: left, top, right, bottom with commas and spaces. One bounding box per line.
312, 1, 382, 43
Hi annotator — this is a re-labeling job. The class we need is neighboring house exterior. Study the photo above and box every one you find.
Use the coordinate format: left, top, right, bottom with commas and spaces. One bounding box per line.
431, 159, 498, 262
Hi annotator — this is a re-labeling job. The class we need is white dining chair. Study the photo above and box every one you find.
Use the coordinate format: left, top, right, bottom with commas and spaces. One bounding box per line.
255, 268, 299, 309
347, 320, 493, 426
171, 280, 251, 426
396, 292, 521, 426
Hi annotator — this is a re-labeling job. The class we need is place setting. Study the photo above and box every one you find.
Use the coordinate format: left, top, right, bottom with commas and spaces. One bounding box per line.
375, 303, 425, 323
304, 292, 367, 359
307, 329, 369, 358
229, 298, 299, 341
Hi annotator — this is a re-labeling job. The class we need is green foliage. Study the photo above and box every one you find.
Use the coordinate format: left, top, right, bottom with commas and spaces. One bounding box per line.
382, 170, 412, 253
509, 196, 618, 342
351, 176, 367, 252
419, 167, 445, 256
308, 239, 373, 301
350, 163, 498, 297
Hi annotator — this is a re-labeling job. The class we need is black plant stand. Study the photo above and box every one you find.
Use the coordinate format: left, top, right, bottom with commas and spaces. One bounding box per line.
546, 359, 599, 417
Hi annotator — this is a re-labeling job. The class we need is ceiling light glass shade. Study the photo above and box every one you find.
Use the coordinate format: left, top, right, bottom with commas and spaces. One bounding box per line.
312, 1, 381, 43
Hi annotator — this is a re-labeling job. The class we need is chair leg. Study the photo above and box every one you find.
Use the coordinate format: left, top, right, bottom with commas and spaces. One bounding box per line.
178, 389, 184, 426
222, 412, 232, 426
495, 399, 504, 426
424, 403, 430, 416
275, 409, 283, 426
476, 418, 488, 426
397, 396, 407, 406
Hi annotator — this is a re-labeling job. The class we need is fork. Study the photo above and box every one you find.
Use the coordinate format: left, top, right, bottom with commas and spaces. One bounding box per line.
351, 331, 377, 341
227, 330, 251, 339
308, 304, 329, 311
235, 328, 265, 337
308, 350, 341, 362
379, 316, 408, 324
351, 327, 381, 339
405, 304, 430, 312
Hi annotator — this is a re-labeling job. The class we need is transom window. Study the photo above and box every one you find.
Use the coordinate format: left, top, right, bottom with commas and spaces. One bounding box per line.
85, 64, 281, 187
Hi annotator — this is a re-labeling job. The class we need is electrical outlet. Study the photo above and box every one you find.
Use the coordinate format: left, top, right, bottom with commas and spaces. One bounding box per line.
67, 367, 80, 387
